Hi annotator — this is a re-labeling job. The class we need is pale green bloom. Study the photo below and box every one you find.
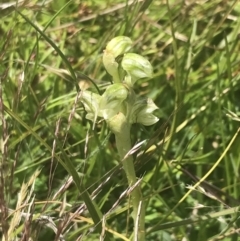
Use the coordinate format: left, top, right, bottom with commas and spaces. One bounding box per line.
130, 98, 159, 126
80, 83, 129, 123
99, 83, 129, 119
122, 53, 153, 86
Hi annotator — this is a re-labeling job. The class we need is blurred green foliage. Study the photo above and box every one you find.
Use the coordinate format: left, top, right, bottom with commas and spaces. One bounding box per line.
0, 0, 240, 240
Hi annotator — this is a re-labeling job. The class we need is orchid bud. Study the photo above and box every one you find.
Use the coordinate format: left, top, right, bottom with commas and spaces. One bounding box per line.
103, 36, 132, 83
121, 53, 153, 86
105, 36, 132, 58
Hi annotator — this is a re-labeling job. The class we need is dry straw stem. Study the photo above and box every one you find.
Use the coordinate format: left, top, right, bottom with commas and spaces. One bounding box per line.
3, 169, 64, 241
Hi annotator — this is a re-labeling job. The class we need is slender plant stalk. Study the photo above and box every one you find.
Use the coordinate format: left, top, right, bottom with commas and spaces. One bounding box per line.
113, 115, 145, 241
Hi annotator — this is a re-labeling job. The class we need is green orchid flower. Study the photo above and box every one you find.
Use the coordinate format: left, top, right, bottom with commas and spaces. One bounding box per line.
122, 53, 153, 86
99, 83, 129, 119
130, 98, 159, 126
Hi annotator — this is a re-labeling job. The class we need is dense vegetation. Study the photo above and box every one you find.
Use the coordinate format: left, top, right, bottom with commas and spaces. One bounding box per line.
1, 0, 240, 240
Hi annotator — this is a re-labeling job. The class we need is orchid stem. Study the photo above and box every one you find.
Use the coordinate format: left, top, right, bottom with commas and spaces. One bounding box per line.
112, 116, 145, 241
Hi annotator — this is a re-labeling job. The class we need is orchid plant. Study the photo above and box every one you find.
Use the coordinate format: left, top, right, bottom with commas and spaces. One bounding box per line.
80, 36, 158, 241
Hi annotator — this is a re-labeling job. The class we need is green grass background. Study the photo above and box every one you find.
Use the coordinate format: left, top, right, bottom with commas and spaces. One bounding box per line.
1, 0, 240, 240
